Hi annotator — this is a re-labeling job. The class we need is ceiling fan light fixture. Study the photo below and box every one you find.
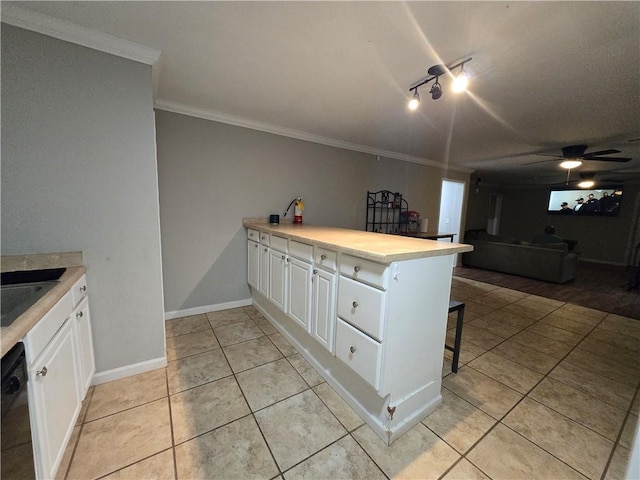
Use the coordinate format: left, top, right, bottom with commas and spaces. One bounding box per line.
408, 90, 420, 110
560, 160, 582, 169
578, 180, 595, 188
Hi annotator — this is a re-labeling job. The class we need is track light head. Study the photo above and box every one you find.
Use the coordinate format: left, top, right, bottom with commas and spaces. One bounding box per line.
430, 79, 442, 100
451, 70, 469, 93
408, 89, 420, 110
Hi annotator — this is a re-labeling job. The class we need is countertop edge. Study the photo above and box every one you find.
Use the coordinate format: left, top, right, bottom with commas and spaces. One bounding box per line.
243, 220, 473, 262
1, 265, 86, 357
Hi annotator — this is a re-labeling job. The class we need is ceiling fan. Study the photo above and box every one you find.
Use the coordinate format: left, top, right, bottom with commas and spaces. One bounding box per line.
523, 144, 632, 166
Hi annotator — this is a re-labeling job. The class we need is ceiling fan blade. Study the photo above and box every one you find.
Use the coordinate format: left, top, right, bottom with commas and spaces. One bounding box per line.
584, 149, 621, 156
583, 156, 632, 162
522, 158, 559, 166
535, 153, 564, 157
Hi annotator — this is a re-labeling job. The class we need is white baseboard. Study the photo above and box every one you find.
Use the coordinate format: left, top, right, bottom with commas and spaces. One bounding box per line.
164, 298, 252, 320
92, 356, 167, 385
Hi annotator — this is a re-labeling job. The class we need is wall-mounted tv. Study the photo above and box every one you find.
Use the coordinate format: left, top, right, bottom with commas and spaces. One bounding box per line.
547, 185, 623, 216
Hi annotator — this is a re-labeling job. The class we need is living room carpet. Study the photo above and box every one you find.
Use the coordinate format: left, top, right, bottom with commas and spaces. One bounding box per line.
453, 261, 640, 320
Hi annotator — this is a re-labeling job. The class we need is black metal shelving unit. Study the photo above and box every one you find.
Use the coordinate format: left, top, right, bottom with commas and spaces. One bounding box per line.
366, 190, 408, 234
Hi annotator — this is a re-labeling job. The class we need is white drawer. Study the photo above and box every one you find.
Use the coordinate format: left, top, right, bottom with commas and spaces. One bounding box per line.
315, 247, 337, 272
247, 229, 259, 242
335, 318, 382, 390
71, 274, 88, 306
259, 232, 270, 246
337, 276, 386, 341
24, 290, 73, 364
271, 235, 288, 253
289, 240, 313, 262
339, 254, 389, 290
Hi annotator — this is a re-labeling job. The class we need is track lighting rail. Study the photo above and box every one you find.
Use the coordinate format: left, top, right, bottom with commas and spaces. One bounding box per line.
409, 57, 472, 93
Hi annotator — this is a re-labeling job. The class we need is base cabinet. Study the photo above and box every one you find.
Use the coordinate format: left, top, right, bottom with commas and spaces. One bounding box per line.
23, 272, 95, 479
28, 319, 81, 480
246, 224, 456, 445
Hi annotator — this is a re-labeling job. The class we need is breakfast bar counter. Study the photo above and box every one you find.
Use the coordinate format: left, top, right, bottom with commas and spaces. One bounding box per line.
244, 219, 472, 444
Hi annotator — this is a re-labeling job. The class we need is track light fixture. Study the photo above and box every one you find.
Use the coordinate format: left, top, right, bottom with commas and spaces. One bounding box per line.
408, 57, 472, 110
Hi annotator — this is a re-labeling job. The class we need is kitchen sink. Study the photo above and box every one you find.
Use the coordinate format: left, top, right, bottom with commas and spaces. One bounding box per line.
1, 268, 66, 328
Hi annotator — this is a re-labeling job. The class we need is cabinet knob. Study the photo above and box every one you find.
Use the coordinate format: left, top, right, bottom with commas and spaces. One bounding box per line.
36, 366, 48, 377
354, 266, 361, 273
282, 255, 286, 260
264, 248, 268, 252
313, 269, 318, 274
321, 254, 327, 260
80, 285, 87, 293
352, 301, 359, 309
77, 311, 84, 318
349, 346, 357, 354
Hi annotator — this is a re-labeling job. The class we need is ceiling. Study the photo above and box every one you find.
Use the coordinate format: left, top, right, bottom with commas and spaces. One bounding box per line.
5, 1, 640, 186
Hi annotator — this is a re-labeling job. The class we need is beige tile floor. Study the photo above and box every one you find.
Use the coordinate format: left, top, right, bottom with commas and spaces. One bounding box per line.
58, 277, 640, 479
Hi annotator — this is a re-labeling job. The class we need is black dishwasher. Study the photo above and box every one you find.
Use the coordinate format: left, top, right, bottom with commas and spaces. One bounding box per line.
1, 342, 36, 479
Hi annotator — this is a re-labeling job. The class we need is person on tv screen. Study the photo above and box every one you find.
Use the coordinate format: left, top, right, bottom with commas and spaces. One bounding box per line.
573, 198, 585, 213
559, 202, 573, 214
583, 194, 600, 214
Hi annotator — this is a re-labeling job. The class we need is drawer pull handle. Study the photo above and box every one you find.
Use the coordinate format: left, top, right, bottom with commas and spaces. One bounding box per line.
321, 254, 327, 260
352, 301, 359, 309
354, 266, 361, 273
77, 311, 84, 318
80, 285, 87, 293
36, 367, 48, 377
350, 346, 357, 354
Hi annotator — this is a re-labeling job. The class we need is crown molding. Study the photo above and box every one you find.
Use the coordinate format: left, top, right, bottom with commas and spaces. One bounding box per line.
1, 4, 160, 65
154, 99, 474, 174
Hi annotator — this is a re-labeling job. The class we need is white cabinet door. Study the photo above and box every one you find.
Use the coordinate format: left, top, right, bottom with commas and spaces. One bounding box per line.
288, 257, 312, 331
312, 268, 336, 352
247, 240, 259, 289
29, 319, 81, 480
73, 297, 95, 397
259, 245, 270, 296
269, 249, 288, 311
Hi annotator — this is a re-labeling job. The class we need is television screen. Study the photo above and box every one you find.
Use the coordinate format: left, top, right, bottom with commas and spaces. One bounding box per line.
547, 186, 623, 216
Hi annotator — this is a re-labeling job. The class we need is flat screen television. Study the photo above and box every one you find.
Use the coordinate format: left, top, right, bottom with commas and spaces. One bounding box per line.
547, 185, 623, 216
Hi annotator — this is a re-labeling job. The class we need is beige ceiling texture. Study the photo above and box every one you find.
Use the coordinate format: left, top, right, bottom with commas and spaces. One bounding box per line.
7, 1, 640, 185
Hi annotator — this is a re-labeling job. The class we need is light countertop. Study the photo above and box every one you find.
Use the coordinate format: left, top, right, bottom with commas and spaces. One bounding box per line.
1, 253, 85, 357
243, 219, 473, 263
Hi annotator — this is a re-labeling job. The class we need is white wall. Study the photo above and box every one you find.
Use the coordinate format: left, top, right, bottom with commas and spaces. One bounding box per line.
1, 26, 166, 374
155, 110, 470, 314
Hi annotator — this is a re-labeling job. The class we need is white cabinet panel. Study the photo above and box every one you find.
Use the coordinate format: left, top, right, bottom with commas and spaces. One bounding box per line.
288, 257, 312, 331
337, 276, 386, 342
335, 318, 382, 390
259, 245, 270, 296
28, 320, 81, 480
247, 240, 260, 289
312, 268, 336, 352
72, 297, 95, 397
269, 249, 288, 311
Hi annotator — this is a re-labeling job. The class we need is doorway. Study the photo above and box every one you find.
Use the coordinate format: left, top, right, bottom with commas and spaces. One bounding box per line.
438, 179, 465, 265
487, 193, 503, 235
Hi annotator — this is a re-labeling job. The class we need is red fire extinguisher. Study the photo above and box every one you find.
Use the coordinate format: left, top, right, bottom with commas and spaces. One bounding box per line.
284, 197, 304, 224
293, 198, 304, 224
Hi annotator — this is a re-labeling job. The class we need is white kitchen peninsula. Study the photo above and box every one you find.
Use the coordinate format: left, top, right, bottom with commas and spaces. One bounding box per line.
244, 219, 473, 445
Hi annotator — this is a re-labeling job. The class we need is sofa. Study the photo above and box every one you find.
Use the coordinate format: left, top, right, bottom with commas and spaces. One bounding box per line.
462, 231, 578, 283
